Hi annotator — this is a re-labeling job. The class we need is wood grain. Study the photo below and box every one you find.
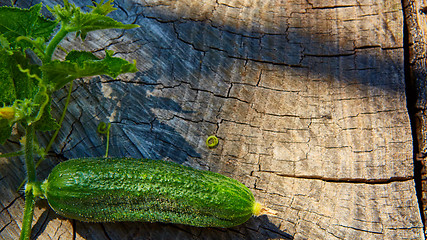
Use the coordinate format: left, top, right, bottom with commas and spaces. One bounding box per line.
0, 0, 424, 239
403, 0, 427, 236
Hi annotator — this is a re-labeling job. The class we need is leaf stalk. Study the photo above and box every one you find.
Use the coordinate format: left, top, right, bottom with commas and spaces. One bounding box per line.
44, 27, 68, 62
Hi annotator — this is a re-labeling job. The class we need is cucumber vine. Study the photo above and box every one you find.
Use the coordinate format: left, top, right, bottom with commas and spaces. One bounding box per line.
0, 1, 138, 239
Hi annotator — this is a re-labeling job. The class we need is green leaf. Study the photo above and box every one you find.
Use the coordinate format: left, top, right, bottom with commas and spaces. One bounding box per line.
88, 0, 117, 16
0, 49, 39, 106
33, 99, 59, 132
0, 119, 12, 144
11, 54, 40, 101
74, 13, 139, 41
0, 3, 57, 51
65, 49, 99, 63
0, 50, 16, 105
48, 0, 138, 41
42, 50, 137, 90
0, 34, 12, 53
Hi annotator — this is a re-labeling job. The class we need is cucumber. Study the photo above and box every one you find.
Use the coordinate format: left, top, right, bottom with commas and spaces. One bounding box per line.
40, 157, 271, 227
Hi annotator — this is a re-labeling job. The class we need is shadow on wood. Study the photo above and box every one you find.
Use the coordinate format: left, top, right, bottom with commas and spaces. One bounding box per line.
30, 200, 293, 240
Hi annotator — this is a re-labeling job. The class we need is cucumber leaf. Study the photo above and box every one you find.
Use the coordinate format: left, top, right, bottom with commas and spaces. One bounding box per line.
0, 50, 16, 106
42, 50, 137, 91
0, 34, 12, 54
48, 0, 138, 40
0, 3, 57, 52
0, 119, 11, 144
0, 49, 39, 106
0, 49, 15, 143
88, 0, 117, 16
33, 98, 60, 132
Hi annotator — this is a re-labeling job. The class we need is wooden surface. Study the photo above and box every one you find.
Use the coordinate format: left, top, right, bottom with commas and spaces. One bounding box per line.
403, 0, 427, 233
0, 0, 425, 239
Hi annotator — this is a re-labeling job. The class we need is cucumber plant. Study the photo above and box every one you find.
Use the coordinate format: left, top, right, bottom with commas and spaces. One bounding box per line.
0, 1, 275, 239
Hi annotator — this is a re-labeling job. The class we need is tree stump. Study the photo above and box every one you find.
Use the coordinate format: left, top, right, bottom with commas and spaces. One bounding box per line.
403, 0, 427, 235
0, 0, 425, 239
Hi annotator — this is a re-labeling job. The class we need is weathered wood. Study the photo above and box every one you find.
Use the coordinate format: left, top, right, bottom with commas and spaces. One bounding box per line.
403, 0, 427, 235
0, 0, 424, 239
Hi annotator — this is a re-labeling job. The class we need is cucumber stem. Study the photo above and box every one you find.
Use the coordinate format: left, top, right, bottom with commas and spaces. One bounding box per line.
20, 124, 36, 240
20, 190, 35, 240
27, 181, 44, 198
44, 27, 68, 63
24, 125, 35, 182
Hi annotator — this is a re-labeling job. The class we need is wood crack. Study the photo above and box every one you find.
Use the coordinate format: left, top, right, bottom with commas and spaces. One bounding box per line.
401, 0, 427, 233
334, 223, 383, 234
310, 5, 362, 10
260, 171, 414, 184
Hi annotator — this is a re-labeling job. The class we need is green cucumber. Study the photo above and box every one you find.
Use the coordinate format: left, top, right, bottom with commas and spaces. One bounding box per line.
40, 157, 273, 227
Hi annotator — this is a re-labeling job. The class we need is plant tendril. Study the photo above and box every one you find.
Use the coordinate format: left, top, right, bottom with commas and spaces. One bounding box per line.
17, 64, 49, 125
97, 122, 111, 157
206, 135, 219, 148
41, 81, 73, 161
16, 36, 45, 57
17, 64, 42, 82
